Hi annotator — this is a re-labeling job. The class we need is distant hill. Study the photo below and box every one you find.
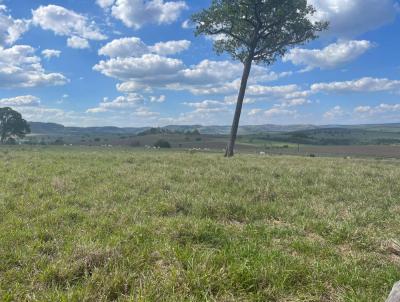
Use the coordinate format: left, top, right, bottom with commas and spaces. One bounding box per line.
28, 122, 400, 137
29, 122, 149, 136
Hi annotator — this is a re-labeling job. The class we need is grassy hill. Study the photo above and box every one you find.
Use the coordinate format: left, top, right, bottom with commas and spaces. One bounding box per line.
1, 147, 399, 301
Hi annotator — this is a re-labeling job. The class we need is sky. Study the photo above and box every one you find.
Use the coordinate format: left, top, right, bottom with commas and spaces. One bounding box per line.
0, 0, 400, 127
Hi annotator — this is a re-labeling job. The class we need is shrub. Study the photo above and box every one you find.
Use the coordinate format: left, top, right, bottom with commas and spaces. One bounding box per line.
154, 139, 171, 148
130, 141, 140, 147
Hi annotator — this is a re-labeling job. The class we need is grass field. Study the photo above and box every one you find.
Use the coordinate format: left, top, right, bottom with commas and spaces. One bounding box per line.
1, 147, 400, 301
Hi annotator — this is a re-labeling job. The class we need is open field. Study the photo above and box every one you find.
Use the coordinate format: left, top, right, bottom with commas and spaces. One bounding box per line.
25, 122, 400, 159
260, 145, 400, 159
1, 147, 400, 301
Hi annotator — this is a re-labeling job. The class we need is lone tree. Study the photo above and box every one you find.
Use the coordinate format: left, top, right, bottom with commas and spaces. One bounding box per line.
192, 0, 328, 157
0, 107, 31, 144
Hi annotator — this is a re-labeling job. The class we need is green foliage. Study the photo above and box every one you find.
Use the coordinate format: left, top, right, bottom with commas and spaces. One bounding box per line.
154, 139, 171, 148
0, 107, 30, 143
192, 0, 328, 64
0, 148, 399, 300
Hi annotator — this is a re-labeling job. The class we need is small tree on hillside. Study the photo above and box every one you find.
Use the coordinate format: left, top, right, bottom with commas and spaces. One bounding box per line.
0, 107, 31, 144
192, 0, 328, 157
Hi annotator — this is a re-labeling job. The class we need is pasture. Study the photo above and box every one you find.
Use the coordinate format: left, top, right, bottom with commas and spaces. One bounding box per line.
1, 147, 400, 301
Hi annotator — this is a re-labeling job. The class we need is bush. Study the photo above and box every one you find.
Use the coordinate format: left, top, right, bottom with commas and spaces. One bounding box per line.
130, 141, 140, 147
154, 139, 171, 148
53, 138, 64, 145
5, 138, 17, 145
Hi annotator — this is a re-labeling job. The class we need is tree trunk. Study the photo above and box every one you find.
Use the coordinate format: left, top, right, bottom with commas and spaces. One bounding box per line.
225, 56, 253, 157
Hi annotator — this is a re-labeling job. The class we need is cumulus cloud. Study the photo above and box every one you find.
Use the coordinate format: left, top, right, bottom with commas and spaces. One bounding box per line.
149, 40, 191, 55
32, 5, 106, 48
99, 37, 148, 57
311, 77, 400, 93
98, 37, 190, 58
96, 54, 289, 95
283, 40, 373, 71
94, 54, 184, 80
87, 93, 145, 113
42, 49, 61, 59
95, 38, 295, 103
67, 36, 90, 49
355, 103, 400, 115
96, 0, 115, 8
97, 0, 187, 29
0, 45, 68, 88
308, 0, 399, 37
0, 5, 29, 46
323, 106, 346, 119
0, 95, 40, 106
150, 95, 166, 103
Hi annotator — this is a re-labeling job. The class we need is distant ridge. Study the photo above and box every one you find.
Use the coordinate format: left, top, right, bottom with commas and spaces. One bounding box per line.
29, 122, 400, 136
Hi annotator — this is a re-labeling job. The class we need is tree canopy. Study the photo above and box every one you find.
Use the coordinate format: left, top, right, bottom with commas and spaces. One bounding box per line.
192, 0, 328, 64
0, 107, 31, 144
191, 0, 328, 157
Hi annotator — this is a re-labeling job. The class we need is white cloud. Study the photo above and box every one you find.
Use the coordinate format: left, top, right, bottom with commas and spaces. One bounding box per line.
280, 98, 311, 107
67, 36, 90, 49
32, 5, 106, 48
87, 93, 144, 112
102, 0, 187, 29
0, 5, 29, 46
150, 95, 166, 103
96, 0, 115, 8
0, 95, 40, 106
17, 106, 68, 122
246, 84, 301, 97
0, 45, 68, 88
95, 45, 293, 98
94, 54, 184, 80
116, 81, 148, 92
98, 37, 190, 58
99, 37, 148, 57
311, 77, 400, 93
42, 49, 61, 59
354, 103, 400, 115
149, 40, 190, 55
323, 106, 345, 119
133, 107, 160, 117
248, 108, 263, 116
183, 100, 225, 110
308, 0, 399, 37
283, 40, 373, 71
264, 108, 296, 118
181, 19, 193, 29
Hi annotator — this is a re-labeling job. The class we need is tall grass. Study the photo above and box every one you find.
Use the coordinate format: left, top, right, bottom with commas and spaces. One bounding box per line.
1, 147, 399, 301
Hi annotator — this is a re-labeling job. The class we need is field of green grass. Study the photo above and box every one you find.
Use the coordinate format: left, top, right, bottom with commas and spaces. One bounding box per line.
1, 147, 400, 301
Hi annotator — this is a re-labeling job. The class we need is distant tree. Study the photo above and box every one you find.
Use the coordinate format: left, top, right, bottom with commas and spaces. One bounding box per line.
53, 138, 65, 145
0, 107, 30, 144
192, 0, 328, 157
154, 139, 171, 148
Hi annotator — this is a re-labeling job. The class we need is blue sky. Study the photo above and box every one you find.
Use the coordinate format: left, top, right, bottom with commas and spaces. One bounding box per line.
0, 0, 400, 127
